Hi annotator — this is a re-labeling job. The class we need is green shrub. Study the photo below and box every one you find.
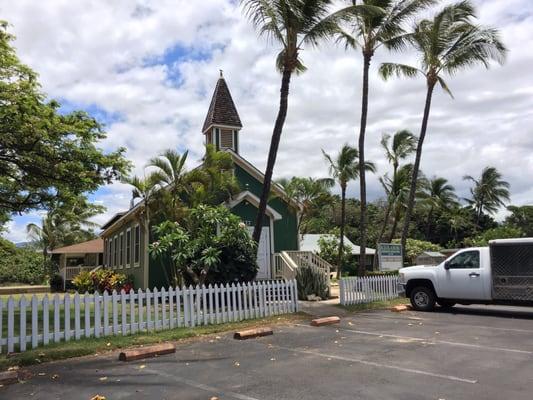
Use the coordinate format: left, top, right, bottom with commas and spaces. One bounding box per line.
0, 238, 46, 285
150, 205, 258, 286
296, 266, 329, 300
72, 270, 92, 293
317, 232, 353, 273
366, 270, 399, 276
72, 269, 133, 293
464, 226, 524, 247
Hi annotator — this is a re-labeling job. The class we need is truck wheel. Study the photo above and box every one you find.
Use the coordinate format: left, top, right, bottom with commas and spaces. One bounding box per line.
410, 286, 436, 311
437, 300, 456, 309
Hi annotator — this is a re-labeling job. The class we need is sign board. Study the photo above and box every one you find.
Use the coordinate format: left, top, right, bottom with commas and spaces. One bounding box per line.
378, 243, 403, 271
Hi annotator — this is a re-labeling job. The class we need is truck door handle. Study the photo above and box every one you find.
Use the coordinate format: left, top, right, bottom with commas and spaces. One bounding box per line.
469, 272, 480, 278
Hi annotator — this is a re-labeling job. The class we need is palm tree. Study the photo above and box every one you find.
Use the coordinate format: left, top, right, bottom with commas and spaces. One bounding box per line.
463, 166, 510, 226
242, 0, 341, 244
420, 177, 458, 239
380, 163, 414, 242
187, 144, 240, 207
122, 174, 160, 242
147, 149, 189, 221
26, 214, 67, 261
376, 130, 416, 245
277, 176, 334, 234
379, 0, 507, 259
26, 196, 103, 267
323, 145, 376, 277
335, 0, 434, 275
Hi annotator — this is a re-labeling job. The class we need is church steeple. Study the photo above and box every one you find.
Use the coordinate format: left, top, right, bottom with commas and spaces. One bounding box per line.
202, 71, 242, 154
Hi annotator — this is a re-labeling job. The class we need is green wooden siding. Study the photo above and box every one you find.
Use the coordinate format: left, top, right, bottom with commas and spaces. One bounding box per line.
102, 159, 300, 290
102, 218, 146, 289
233, 164, 299, 252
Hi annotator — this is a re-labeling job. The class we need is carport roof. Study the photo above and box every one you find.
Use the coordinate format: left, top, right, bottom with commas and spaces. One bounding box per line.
50, 238, 103, 254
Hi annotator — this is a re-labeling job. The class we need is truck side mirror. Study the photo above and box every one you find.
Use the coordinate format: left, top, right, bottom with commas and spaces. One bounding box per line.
444, 261, 450, 270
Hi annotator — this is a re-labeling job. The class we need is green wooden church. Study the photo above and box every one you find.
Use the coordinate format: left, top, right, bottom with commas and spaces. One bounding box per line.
100, 73, 302, 289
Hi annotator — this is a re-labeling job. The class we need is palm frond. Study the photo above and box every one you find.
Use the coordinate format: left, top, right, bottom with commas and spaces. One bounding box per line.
379, 62, 421, 80
437, 76, 454, 98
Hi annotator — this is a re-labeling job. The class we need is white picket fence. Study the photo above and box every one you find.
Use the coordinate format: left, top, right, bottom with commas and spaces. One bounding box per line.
339, 276, 399, 305
0, 280, 298, 354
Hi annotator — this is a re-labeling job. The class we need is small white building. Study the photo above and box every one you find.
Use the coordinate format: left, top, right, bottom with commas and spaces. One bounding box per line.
415, 251, 446, 266
300, 234, 376, 269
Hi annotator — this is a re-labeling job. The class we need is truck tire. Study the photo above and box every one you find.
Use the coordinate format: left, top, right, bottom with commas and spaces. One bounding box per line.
437, 300, 456, 309
410, 286, 436, 311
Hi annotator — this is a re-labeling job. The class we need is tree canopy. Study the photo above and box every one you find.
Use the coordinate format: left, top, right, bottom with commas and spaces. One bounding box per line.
0, 22, 130, 224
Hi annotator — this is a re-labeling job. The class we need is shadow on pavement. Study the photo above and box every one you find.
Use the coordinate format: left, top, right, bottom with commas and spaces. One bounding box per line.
436, 305, 533, 320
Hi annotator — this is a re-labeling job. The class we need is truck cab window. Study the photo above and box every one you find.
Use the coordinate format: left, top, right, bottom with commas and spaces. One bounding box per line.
447, 251, 480, 269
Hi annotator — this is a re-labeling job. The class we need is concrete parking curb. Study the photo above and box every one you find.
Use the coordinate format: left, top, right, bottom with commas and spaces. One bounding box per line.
0, 370, 19, 386
118, 343, 176, 361
311, 316, 340, 326
391, 305, 412, 312
234, 327, 273, 340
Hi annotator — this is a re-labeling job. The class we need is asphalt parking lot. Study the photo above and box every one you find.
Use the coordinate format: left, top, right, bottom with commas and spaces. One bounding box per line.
3, 305, 533, 400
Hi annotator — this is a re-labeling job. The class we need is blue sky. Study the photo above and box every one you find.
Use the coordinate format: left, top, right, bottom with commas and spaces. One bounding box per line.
2, 0, 533, 243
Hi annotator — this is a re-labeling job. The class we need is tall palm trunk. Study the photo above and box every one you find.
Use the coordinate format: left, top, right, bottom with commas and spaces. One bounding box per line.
475, 197, 484, 227
373, 197, 392, 269
388, 204, 401, 242
358, 51, 372, 276
253, 68, 292, 243
425, 206, 434, 240
400, 80, 436, 259
337, 183, 347, 279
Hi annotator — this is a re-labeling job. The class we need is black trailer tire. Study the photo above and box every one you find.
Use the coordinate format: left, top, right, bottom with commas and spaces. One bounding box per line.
437, 300, 456, 309
410, 286, 436, 311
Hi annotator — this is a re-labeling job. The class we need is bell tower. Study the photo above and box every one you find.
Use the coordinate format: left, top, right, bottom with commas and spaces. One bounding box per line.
202, 71, 243, 154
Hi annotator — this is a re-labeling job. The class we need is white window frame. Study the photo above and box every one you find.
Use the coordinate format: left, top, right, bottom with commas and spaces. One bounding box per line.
133, 224, 141, 267
125, 228, 132, 268
113, 236, 118, 268
118, 232, 124, 269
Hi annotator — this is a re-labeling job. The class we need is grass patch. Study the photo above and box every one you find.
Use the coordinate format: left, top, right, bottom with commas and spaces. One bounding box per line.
0, 313, 306, 371
337, 297, 408, 313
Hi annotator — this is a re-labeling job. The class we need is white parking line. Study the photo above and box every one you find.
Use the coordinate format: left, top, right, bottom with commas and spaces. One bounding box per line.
295, 323, 533, 355
273, 344, 477, 384
144, 367, 261, 400
352, 314, 533, 334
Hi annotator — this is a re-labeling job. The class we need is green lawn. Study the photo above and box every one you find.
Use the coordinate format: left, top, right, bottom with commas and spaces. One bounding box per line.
0, 313, 304, 371
337, 297, 409, 312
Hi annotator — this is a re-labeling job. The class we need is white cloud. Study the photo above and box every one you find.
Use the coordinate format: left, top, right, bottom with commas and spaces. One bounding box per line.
2, 0, 532, 242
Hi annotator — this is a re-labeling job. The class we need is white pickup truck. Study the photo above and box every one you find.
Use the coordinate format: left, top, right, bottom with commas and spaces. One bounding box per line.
398, 238, 533, 311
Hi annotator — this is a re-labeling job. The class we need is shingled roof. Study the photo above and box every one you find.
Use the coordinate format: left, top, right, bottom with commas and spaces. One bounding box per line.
202, 72, 242, 133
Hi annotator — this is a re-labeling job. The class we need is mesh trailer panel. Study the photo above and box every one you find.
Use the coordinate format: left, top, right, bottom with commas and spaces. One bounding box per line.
490, 242, 533, 301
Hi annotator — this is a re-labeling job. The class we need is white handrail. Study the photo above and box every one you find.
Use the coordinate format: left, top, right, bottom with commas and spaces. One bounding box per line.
274, 251, 331, 289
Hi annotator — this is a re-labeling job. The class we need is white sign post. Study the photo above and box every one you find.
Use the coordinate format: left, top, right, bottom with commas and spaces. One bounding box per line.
378, 243, 403, 271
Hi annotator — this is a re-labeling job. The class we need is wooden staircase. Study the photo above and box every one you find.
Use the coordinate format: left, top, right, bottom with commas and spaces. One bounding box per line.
273, 250, 332, 288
